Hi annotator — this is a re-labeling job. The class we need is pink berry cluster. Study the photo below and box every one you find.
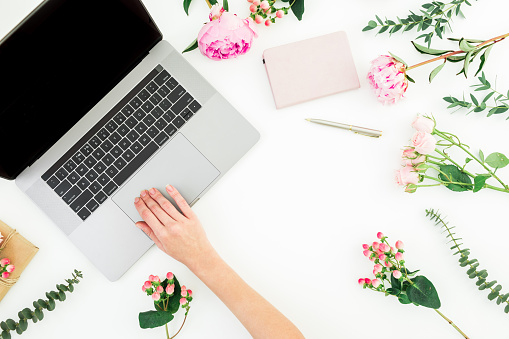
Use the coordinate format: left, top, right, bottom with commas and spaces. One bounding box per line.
247, 0, 288, 26
142, 272, 177, 302
0, 257, 15, 279
179, 285, 193, 314
358, 232, 406, 290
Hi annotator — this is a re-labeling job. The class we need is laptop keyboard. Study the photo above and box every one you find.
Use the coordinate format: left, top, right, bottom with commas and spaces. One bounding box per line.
41, 65, 202, 221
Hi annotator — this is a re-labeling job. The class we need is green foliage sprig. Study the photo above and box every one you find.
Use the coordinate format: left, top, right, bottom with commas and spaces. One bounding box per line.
426, 209, 509, 314
0, 270, 83, 339
363, 0, 477, 46
444, 72, 509, 117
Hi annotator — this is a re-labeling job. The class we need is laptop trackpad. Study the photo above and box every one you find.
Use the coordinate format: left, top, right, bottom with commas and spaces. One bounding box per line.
112, 133, 220, 222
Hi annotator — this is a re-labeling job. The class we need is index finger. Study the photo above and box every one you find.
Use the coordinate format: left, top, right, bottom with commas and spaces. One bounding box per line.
134, 195, 165, 235
166, 185, 196, 219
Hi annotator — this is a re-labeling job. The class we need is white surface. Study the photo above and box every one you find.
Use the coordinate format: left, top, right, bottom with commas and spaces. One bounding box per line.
1, 0, 509, 338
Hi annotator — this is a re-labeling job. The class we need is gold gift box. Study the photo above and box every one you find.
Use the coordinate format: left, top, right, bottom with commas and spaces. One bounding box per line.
0, 220, 38, 302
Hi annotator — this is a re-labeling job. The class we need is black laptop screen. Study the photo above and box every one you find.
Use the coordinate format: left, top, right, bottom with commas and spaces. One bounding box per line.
0, 0, 162, 180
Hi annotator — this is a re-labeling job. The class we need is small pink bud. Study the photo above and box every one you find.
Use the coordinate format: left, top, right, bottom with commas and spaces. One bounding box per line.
377, 232, 384, 239
372, 279, 381, 288
142, 285, 147, 292
373, 264, 383, 273
179, 297, 187, 305
379, 244, 390, 252
392, 270, 402, 279
143, 281, 152, 289
249, 4, 257, 13
252, 0, 260, 5
363, 250, 372, 257
276, 10, 284, 18
187, 290, 193, 297
364, 278, 372, 285
148, 275, 156, 282
0, 258, 10, 266
154, 276, 160, 282
181, 290, 188, 297
260, 1, 270, 10
384, 261, 393, 268
369, 256, 375, 262
247, 0, 254, 2
181, 285, 187, 291
5, 265, 14, 273
152, 292, 161, 301
157, 285, 163, 293
362, 244, 369, 250
390, 247, 397, 254
255, 15, 263, 24
395, 240, 405, 250
1, 272, 9, 278
372, 242, 380, 251
358, 278, 366, 285
166, 284, 175, 295
166, 272, 174, 280
265, 19, 271, 26
395, 252, 404, 261
378, 254, 386, 261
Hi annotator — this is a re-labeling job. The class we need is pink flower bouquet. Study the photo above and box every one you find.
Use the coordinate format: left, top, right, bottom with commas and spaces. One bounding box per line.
0, 232, 15, 280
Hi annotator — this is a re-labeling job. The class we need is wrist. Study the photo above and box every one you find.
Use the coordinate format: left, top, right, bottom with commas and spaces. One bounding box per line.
187, 246, 222, 277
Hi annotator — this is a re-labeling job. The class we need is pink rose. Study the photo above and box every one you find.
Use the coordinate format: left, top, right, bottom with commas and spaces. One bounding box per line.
209, 4, 225, 21
411, 131, 436, 155
0, 258, 10, 266
402, 148, 426, 166
395, 165, 419, 186
5, 265, 14, 273
197, 12, 258, 61
367, 55, 408, 104
412, 116, 435, 133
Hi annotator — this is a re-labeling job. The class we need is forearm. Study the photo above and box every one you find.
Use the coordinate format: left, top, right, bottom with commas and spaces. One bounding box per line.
190, 250, 305, 339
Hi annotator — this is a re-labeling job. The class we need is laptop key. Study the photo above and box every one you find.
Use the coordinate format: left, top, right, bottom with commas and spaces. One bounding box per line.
164, 124, 177, 137
121, 105, 134, 117
135, 122, 148, 135
173, 116, 185, 128
84, 156, 97, 168
154, 132, 169, 146
117, 124, 129, 137
89, 181, 102, 194
97, 128, 110, 141
77, 177, 90, 190
171, 93, 193, 115
149, 93, 162, 106
100, 140, 114, 153
162, 111, 176, 123
62, 186, 81, 205
110, 146, 123, 159
127, 130, 140, 143
114, 112, 126, 126
105, 121, 119, 133
138, 89, 150, 102
143, 114, 155, 127
154, 70, 170, 86
141, 101, 155, 114
86, 199, 100, 213
125, 116, 137, 129
157, 85, 170, 98
114, 158, 127, 171
119, 138, 131, 151
63, 159, 77, 173
151, 106, 164, 119
138, 134, 150, 146
95, 191, 107, 204
123, 149, 135, 162
159, 99, 171, 111
134, 109, 146, 121
130, 97, 142, 109
77, 208, 91, 221
85, 169, 98, 182
80, 144, 93, 157
92, 148, 105, 161
147, 126, 159, 138
155, 118, 168, 131
72, 152, 85, 165
89, 136, 101, 149
188, 100, 201, 113
102, 153, 115, 167
166, 77, 178, 90
106, 165, 119, 178
97, 173, 109, 185
168, 85, 185, 103
76, 163, 88, 176
55, 180, 72, 197
146, 81, 158, 94
70, 189, 93, 212
181, 108, 193, 121
103, 182, 119, 196
68, 172, 80, 184
55, 168, 68, 180
113, 142, 158, 186
47, 176, 60, 189
130, 141, 142, 154
108, 131, 121, 145
93, 161, 106, 174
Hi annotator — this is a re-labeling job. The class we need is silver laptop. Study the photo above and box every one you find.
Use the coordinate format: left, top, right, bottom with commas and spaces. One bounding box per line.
0, 0, 259, 281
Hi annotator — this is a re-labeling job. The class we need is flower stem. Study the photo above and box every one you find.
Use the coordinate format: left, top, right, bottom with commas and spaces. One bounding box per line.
434, 309, 470, 339
204, 0, 212, 9
406, 32, 509, 71
169, 313, 188, 339
165, 323, 170, 339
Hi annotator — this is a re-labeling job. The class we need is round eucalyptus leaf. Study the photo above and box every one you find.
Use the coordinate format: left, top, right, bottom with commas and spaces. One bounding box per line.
485, 152, 509, 169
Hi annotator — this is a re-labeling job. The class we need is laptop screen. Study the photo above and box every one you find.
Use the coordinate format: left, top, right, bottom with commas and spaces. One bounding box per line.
0, 0, 162, 180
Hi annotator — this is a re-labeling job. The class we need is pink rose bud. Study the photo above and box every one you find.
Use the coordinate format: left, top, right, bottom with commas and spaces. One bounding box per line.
392, 270, 402, 279
265, 19, 271, 26
166, 284, 175, 295
0, 258, 10, 266
372, 242, 380, 251
187, 289, 193, 297
358, 278, 366, 285
412, 115, 435, 133
180, 297, 187, 305
373, 264, 383, 273
364, 278, 372, 285
276, 10, 284, 18
166, 272, 174, 280
249, 4, 257, 13
367, 55, 409, 104
411, 131, 437, 155
376, 232, 384, 239
378, 254, 386, 261
255, 15, 263, 24
157, 285, 164, 293
152, 292, 161, 301
5, 265, 14, 273
395, 252, 404, 261
1, 272, 9, 279
362, 244, 369, 250
395, 240, 405, 250
144, 281, 152, 289
395, 165, 419, 186
372, 279, 381, 288
260, 1, 270, 10
363, 250, 372, 257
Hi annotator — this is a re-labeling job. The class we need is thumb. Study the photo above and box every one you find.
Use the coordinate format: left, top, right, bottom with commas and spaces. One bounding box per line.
135, 221, 164, 249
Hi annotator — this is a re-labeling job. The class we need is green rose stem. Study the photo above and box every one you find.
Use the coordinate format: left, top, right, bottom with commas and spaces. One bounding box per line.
405, 32, 509, 71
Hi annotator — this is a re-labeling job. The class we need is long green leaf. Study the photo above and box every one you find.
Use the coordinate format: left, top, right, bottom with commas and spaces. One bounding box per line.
183, 0, 192, 15
412, 41, 452, 55
429, 62, 445, 83
182, 39, 198, 54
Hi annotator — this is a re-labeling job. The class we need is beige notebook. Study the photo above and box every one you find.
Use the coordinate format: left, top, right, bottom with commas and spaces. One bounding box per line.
263, 31, 360, 109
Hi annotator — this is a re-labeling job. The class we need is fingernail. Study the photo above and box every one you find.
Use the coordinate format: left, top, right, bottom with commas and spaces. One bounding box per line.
166, 185, 174, 192
149, 188, 156, 195
134, 197, 140, 203
140, 190, 147, 197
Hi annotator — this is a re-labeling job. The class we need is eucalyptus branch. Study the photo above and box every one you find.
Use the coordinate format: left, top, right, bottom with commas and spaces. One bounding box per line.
426, 209, 509, 315
363, 0, 477, 46
444, 72, 509, 117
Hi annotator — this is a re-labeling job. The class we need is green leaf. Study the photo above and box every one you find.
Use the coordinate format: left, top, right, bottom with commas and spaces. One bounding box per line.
485, 152, 509, 169
21, 308, 32, 319
5, 321, 15, 331
182, 39, 198, 54
438, 164, 472, 192
406, 74, 415, 83
488, 291, 499, 300
183, 0, 192, 15
473, 174, 490, 192
406, 276, 441, 309
389, 52, 408, 67
447, 55, 466, 62
470, 94, 479, 106
462, 50, 473, 78
429, 62, 445, 83
387, 287, 401, 296
412, 41, 452, 55
488, 106, 509, 116
376, 15, 383, 25
475, 45, 493, 77
443, 96, 456, 103
398, 293, 412, 304
459, 38, 476, 52
223, 0, 228, 11
139, 311, 174, 329
1, 330, 11, 339
362, 25, 377, 32
479, 149, 485, 163
58, 291, 66, 301
289, 0, 304, 20
505, 304, 509, 313
391, 272, 402, 291
18, 319, 27, 332
34, 309, 44, 321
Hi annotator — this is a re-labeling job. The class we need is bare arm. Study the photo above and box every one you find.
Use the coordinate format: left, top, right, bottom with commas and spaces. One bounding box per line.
134, 185, 304, 339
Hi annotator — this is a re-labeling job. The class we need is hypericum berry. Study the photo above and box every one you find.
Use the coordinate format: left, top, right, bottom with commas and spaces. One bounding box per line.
372, 242, 380, 251
255, 15, 263, 24
395, 252, 404, 261
373, 264, 383, 273
384, 261, 393, 268
358, 278, 366, 285
253, 0, 260, 5
377, 232, 384, 239
1, 272, 9, 279
276, 10, 284, 18
372, 279, 381, 288
247, 0, 254, 2
180, 297, 187, 305
152, 292, 161, 301
363, 250, 372, 257
143, 281, 152, 289
395, 240, 405, 250
265, 19, 271, 26
392, 270, 402, 279
379, 254, 386, 261
379, 243, 390, 253
362, 244, 369, 250
157, 285, 164, 294
187, 290, 193, 297
249, 4, 257, 13
0, 258, 10, 266
260, 1, 270, 10
365, 278, 372, 285
166, 272, 174, 280
166, 284, 175, 295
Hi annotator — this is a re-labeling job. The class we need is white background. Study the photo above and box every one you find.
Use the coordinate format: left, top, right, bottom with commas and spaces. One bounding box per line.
1, 0, 509, 338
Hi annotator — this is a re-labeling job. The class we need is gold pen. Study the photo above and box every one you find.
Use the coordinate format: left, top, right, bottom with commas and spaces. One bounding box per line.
305, 119, 382, 138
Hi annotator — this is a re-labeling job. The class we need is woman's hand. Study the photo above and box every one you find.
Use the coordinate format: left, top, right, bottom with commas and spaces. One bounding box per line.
134, 185, 215, 269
